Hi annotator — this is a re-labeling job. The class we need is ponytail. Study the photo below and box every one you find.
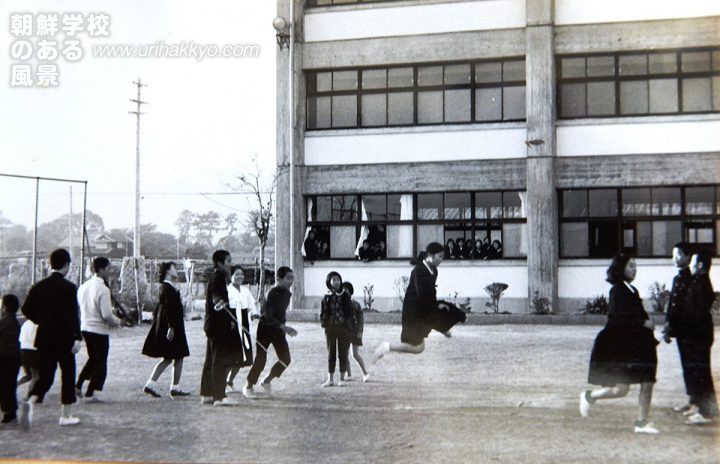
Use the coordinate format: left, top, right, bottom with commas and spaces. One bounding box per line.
410, 251, 428, 266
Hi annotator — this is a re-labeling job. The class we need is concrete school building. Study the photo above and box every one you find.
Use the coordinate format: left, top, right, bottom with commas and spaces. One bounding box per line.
274, 0, 720, 313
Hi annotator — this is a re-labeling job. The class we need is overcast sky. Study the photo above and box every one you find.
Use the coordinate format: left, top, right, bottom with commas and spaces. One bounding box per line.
0, 0, 277, 235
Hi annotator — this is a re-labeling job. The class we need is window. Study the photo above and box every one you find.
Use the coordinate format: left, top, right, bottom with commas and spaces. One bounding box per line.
306, 58, 526, 130
560, 186, 719, 258
307, 0, 406, 6
305, 191, 526, 261
558, 48, 720, 118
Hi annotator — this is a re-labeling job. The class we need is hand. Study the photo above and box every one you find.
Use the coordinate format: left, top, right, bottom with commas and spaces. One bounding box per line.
284, 326, 297, 337
214, 300, 228, 312
661, 323, 672, 343
167, 328, 175, 341
71, 340, 82, 355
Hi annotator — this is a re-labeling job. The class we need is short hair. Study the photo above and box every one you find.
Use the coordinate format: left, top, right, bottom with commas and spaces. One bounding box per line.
342, 281, 354, 296
1, 294, 19, 313
277, 266, 293, 279
49, 249, 71, 270
92, 257, 110, 273
426, 242, 445, 255
674, 242, 692, 257
694, 252, 712, 271
212, 250, 230, 268
325, 271, 343, 290
230, 265, 244, 275
606, 254, 632, 285
158, 262, 176, 282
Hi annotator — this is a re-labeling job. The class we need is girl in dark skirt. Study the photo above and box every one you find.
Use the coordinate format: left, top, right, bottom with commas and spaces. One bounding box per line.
342, 282, 369, 383
319, 271, 354, 387
142, 262, 191, 398
374, 242, 466, 360
225, 266, 256, 393
579, 254, 660, 434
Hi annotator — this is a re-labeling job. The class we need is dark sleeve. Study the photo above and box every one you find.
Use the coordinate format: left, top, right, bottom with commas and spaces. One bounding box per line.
609, 285, 647, 326
65, 283, 82, 341
263, 288, 283, 327
21, 284, 40, 323
356, 303, 364, 334
319, 295, 327, 326
210, 274, 228, 307
159, 284, 176, 330
686, 280, 716, 319
415, 267, 437, 313
341, 292, 355, 330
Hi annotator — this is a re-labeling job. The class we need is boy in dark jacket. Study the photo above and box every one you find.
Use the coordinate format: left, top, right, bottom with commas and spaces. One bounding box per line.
0, 294, 21, 425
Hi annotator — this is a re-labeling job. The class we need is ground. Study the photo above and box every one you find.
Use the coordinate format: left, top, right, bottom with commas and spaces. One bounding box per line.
1, 321, 719, 464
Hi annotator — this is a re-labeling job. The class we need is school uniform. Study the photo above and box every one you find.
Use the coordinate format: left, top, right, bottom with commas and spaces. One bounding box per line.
246, 286, 292, 386
22, 272, 81, 405
19, 320, 38, 385
350, 299, 364, 347
142, 281, 190, 360
320, 291, 354, 374
588, 282, 659, 386
227, 284, 255, 368
677, 274, 717, 418
0, 313, 21, 422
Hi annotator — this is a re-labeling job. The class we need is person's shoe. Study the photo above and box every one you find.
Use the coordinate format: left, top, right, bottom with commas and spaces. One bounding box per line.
225, 383, 235, 394
685, 412, 714, 425
20, 401, 32, 431
83, 394, 100, 403
337, 379, 346, 387
344, 374, 353, 382
213, 397, 240, 407
683, 405, 700, 417
1, 413, 18, 425
373, 341, 390, 363
579, 391, 592, 418
260, 382, 272, 396
321, 379, 335, 388
1, 417, 18, 426
143, 386, 162, 398
362, 373, 370, 383
59, 415, 81, 426
200, 396, 214, 405
169, 389, 191, 399
633, 421, 660, 434
673, 403, 693, 413
242, 386, 258, 400
442, 330, 452, 338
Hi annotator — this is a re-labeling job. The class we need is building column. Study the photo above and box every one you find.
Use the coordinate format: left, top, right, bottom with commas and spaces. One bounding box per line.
275, 0, 306, 308
525, 0, 558, 311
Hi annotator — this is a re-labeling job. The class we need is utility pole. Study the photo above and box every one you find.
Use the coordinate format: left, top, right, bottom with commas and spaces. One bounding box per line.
129, 78, 148, 257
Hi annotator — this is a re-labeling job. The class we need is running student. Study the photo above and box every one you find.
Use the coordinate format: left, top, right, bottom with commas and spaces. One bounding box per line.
0, 294, 21, 425
226, 266, 257, 393
17, 318, 39, 400
580, 254, 660, 434
342, 282, 369, 383
374, 242, 466, 361
319, 271, 353, 387
242, 266, 297, 399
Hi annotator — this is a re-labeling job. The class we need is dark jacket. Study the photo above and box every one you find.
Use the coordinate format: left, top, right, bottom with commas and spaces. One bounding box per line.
666, 267, 692, 337
21, 272, 81, 352
403, 261, 438, 317
607, 282, 651, 329
351, 300, 364, 337
204, 269, 235, 344
0, 314, 20, 358
678, 274, 715, 345
319, 290, 354, 331
142, 282, 189, 359
260, 286, 291, 329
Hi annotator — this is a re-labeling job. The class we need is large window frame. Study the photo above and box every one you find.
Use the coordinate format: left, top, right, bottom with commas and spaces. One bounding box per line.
559, 185, 719, 259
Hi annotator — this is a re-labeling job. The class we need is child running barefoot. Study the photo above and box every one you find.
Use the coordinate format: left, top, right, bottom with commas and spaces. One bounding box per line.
319, 272, 354, 387
341, 282, 369, 383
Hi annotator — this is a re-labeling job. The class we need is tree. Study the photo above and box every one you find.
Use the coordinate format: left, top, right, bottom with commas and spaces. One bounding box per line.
35, 210, 105, 253
192, 211, 222, 248
175, 210, 194, 247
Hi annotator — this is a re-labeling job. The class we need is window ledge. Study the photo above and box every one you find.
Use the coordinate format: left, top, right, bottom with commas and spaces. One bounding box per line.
557, 113, 720, 127
559, 258, 716, 266
305, 121, 526, 138
305, 0, 480, 15
304, 259, 527, 267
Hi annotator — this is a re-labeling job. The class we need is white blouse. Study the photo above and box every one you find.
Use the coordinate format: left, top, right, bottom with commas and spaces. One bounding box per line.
227, 284, 259, 315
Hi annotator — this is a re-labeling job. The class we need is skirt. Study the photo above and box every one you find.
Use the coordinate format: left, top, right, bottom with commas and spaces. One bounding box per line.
588, 324, 659, 386
237, 309, 254, 368
400, 300, 467, 346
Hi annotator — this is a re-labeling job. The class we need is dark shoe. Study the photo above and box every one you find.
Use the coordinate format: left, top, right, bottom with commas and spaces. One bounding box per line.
143, 386, 162, 398
170, 389, 191, 398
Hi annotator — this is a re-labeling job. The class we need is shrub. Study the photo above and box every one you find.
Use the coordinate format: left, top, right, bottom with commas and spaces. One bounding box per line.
448, 291, 472, 313
649, 282, 670, 314
484, 282, 508, 313
363, 284, 375, 311
394, 276, 409, 305
530, 291, 552, 315
581, 295, 609, 315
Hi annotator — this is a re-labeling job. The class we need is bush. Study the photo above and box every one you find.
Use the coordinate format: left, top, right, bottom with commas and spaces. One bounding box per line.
649, 282, 670, 314
530, 291, 552, 315
363, 284, 375, 311
447, 291, 472, 313
581, 295, 609, 315
484, 282, 508, 314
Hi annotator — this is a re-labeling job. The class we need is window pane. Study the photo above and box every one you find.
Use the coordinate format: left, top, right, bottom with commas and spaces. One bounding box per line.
307, 96, 331, 129
649, 79, 679, 113
589, 221, 620, 258
649, 53, 677, 74
330, 226, 356, 259
418, 91, 443, 123
589, 189, 618, 217
387, 194, 412, 221
560, 83, 586, 117
502, 223, 526, 257
622, 188, 651, 216
418, 193, 443, 220
682, 78, 712, 112
444, 89, 471, 122
561, 223, 589, 257
714, 51, 720, 70
362, 69, 386, 90
563, 190, 588, 218
503, 86, 526, 120
316, 196, 331, 222
635, 222, 653, 256
309, 226, 330, 260
332, 195, 357, 221
685, 186, 714, 215
587, 56, 615, 77
444, 223, 473, 259
587, 81, 615, 116
362, 195, 386, 221
503, 192, 524, 219
316, 72, 332, 92
686, 222, 714, 245
444, 64, 471, 85
620, 81, 648, 114
475, 192, 502, 220
619, 54, 647, 76
561, 57, 585, 78
476, 87, 502, 121
475, 62, 502, 83
365, 225, 387, 259
386, 225, 413, 258
333, 70, 358, 91
653, 221, 682, 256
681, 51, 711, 73
418, 66, 443, 86
361, 94, 386, 126
417, 224, 444, 255
714, 77, 720, 111
652, 187, 681, 216
444, 193, 471, 220
388, 67, 414, 88
388, 92, 414, 125
331, 95, 357, 127
503, 60, 525, 82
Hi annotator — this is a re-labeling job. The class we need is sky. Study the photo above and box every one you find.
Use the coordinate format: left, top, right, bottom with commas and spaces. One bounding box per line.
0, 0, 278, 235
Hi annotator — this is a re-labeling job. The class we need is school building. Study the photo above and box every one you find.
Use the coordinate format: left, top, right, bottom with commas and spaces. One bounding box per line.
274, 0, 720, 312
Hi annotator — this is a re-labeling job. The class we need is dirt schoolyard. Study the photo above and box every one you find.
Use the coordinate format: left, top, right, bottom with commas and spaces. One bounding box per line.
1, 321, 718, 464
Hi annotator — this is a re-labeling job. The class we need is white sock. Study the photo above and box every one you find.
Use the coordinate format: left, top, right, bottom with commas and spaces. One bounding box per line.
171, 383, 180, 390
146, 379, 157, 388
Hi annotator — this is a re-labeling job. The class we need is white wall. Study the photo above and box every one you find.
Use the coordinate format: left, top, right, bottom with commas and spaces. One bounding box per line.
555, 0, 720, 25
305, 124, 526, 165
557, 117, 720, 157
304, 262, 528, 298
304, 0, 526, 43
559, 259, 720, 299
